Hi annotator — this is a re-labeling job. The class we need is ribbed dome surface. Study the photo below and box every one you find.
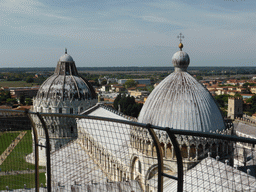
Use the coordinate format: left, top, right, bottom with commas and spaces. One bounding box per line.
37, 75, 96, 101
138, 72, 225, 132
36, 52, 96, 101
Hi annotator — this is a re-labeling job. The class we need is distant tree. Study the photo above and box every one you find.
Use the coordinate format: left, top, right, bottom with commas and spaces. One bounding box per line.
214, 94, 230, 108
20, 95, 25, 105
100, 79, 107, 85
246, 94, 256, 116
113, 93, 122, 109
220, 108, 227, 118
241, 76, 250, 80
34, 76, 47, 84
146, 85, 154, 92
26, 77, 34, 83
196, 76, 203, 80
0, 91, 11, 104
243, 82, 250, 88
124, 79, 137, 88
6, 98, 17, 105
113, 94, 143, 118
25, 98, 33, 105
233, 93, 242, 98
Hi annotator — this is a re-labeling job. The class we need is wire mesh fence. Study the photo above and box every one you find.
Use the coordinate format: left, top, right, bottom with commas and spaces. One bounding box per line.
0, 110, 46, 191
1, 109, 256, 192
163, 135, 256, 191
37, 114, 160, 191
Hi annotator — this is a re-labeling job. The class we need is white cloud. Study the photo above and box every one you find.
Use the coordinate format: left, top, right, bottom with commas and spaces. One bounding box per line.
141, 16, 172, 24
0, 0, 72, 20
0, 0, 45, 15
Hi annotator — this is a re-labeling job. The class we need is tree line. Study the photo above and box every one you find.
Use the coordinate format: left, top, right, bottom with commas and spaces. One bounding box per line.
113, 94, 143, 118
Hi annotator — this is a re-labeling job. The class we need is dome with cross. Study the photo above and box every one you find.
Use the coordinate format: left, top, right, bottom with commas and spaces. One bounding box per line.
138, 35, 225, 132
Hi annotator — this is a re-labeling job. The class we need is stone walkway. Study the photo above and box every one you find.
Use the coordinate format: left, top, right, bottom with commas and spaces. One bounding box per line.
0, 168, 45, 176
0, 131, 27, 165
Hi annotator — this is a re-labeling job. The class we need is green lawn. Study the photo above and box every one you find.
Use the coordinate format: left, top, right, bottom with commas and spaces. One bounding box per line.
0, 81, 36, 87
0, 130, 44, 172
0, 172, 46, 190
0, 132, 19, 154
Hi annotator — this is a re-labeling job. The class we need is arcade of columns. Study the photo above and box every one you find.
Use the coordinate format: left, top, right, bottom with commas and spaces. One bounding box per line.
130, 122, 234, 171
77, 131, 131, 182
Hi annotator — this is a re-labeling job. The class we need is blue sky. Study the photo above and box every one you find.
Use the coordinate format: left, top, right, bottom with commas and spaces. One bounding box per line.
1, 0, 255, 67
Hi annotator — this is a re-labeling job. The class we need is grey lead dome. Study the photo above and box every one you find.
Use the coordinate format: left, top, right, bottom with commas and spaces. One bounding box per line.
59, 54, 74, 62
172, 51, 190, 72
138, 46, 225, 132
36, 51, 96, 101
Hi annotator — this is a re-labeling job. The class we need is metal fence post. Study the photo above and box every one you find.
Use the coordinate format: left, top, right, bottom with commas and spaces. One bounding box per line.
26, 110, 39, 192
166, 128, 183, 192
146, 124, 163, 192
36, 112, 51, 192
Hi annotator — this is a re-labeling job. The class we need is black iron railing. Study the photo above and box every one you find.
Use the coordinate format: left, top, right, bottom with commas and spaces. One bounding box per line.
1, 109, 256, 191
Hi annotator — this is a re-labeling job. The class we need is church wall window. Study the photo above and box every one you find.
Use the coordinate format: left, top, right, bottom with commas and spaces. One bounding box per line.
59, 108, 62, 113
190, 144, 196, 159
152, 145, 157, 157
166, 143, 172, 158
71, 126, 74, 134
138, 160, 142, 173
70, 108, 73, 114
181, 144, 188, 158
160, 143, 165, 157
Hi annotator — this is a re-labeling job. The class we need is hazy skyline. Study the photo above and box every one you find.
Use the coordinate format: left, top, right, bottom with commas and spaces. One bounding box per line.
1, 0, 255, 68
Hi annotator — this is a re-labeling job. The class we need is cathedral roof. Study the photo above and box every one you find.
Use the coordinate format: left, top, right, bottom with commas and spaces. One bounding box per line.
35, 49, 96, 101
164, 157, 256, 191
138, 41, 225, 132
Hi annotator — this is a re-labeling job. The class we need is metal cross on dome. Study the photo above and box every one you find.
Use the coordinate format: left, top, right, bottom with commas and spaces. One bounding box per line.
177, 33, 184, 43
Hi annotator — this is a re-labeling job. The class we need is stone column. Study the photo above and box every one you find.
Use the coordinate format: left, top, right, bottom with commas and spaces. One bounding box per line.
164, 144, 167, 158
172, 146, 174, 159
216, 144, 219, 156
146, 142, 149, 155
196, 147, 198, 160
151, 143, 154, 157
187, 146, 190, 160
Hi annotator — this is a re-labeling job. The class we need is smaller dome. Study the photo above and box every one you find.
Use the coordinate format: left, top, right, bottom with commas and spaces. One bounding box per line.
59, 54, 74, 62
172, 51, 190, 72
